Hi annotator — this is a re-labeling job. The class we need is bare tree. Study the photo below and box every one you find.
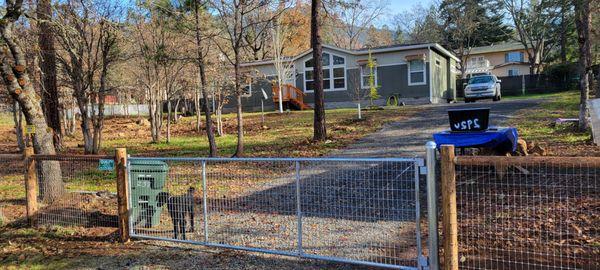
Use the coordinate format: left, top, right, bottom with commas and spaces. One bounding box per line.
327, 0, 388, 49
272, 15, 295, 113
392, 3, 443, 44
129, 2, 183, 144
312, 0, 326, 141
440, 0, 479, 78
1, 0, 63, 201
574, 0, 592, 131
211, 0, 282, 157
502, 0, 561, 75
189, 0, 218, 156
53, 0, 121, 154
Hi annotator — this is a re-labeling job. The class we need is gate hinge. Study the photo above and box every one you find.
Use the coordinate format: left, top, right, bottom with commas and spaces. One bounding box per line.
419, 166, 428, 175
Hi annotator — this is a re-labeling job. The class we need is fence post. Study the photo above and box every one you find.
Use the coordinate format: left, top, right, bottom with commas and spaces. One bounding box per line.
24, 147, 38, 226
441, 145, 458, 270
426, 142, 439, 270
115, 148, 130, 243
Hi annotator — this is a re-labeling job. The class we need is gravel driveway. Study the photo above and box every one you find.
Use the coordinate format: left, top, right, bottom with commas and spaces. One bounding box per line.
333, 98, 543, 158
119, 98, 544, 270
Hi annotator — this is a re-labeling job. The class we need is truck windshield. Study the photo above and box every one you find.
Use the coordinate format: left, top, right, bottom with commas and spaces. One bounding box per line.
469, 76, 494, 84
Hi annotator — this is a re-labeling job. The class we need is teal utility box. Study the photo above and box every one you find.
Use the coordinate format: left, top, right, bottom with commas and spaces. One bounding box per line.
130, 160, 168, 228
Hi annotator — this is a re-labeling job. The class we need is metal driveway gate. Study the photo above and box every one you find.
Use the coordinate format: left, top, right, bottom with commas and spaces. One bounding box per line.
127, 156, 432, 269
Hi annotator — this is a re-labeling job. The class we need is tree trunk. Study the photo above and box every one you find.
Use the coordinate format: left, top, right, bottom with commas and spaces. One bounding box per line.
194, 4, 217, 156
174, 99, 181, 123
234, 63, 244, 156
560, 1, 568, 64
575, 0, 592, 131
311, 0, 327, 141
37, 0, 62, 152
167, 99, 171, 143
0, 19, 63, 202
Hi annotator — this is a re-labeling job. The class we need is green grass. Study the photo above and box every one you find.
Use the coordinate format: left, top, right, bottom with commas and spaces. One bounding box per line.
509, 90, 590, 144
65, 169, 117, 193
101, 107, 413, 157
502, 91, 574, 101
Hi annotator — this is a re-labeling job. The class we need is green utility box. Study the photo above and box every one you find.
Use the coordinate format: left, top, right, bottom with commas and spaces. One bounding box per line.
130, 160, 169, 228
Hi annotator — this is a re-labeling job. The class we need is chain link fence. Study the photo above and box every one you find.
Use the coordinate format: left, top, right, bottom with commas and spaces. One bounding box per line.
454, 156, 599, 270
32, 155, 118, 231
128, 157, 425, 269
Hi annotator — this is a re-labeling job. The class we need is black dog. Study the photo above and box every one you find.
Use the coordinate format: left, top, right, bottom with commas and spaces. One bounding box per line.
157, 187, 196, 240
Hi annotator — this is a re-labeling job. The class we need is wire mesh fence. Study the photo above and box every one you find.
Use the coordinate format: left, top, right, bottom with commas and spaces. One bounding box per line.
128, 157, 424, 269
454, 156, 599, 270
0, 154, 25, 223
32, 155, 118, 230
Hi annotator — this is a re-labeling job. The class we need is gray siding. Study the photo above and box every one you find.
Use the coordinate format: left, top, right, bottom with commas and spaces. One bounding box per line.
377, 64, 430, 99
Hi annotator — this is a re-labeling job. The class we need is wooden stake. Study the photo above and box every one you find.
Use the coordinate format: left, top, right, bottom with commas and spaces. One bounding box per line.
24, 147, 38, 226
441, 145, 458, 270
115, 148, 130, 243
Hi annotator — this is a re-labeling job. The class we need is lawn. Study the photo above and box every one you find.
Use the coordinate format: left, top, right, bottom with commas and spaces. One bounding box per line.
508, 90, 599, 156
98, 107, 415, 157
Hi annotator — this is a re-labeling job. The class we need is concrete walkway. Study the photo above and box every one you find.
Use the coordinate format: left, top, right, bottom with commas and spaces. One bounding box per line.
332, 98, 543, 158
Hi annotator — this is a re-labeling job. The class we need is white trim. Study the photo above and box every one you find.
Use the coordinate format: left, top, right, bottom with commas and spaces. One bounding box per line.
407, 58, 427, 86
303, 52, 347, 93
428, 48, 433, 103
303, 88, 347, 94
241, 43, 460, 68
377, 62, 407, 67
359, 63, 378, 89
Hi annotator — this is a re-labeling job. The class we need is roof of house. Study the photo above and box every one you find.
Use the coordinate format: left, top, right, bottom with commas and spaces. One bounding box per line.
241, 43, 460, 67
468, 42, 526, 55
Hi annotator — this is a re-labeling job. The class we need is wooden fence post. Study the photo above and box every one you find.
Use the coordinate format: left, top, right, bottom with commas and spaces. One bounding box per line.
24, 147, 38, 226
115, 148, 130, 243
441, 145, 458, 270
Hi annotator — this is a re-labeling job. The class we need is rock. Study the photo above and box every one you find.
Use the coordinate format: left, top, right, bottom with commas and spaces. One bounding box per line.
516, 139, 528, 156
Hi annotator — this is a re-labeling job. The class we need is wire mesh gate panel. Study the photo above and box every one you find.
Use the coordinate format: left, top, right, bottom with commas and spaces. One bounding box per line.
128, 157, 425, 269
33, 155, 118, 230
455, 157, 599, 270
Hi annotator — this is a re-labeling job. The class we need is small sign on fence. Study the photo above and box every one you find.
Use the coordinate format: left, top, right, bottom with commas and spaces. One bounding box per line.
98, 159, 115, 171
25, 125, 36, 135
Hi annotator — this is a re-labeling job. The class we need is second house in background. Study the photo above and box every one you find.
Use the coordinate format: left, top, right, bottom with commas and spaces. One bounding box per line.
463, 42, 539, 78
236, 43, 460, 112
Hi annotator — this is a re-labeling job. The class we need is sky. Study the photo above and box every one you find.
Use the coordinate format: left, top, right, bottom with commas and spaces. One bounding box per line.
375, 0, 435, 27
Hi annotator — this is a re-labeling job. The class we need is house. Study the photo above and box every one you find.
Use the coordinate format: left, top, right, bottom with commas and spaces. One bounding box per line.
237, 43, 460, 112
463, 42, 538, 78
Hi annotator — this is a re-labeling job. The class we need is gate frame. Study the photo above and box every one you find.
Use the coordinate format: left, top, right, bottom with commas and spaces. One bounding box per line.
126, 155, 435, 270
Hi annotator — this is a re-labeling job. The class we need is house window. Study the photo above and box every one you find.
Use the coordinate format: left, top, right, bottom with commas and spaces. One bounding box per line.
469, 56, 485, 67
506, 52, 524, 63
508, 68, 520, 76
408, 59, 426, 86
360, 64, 378, 89
304, 52, 346, 92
